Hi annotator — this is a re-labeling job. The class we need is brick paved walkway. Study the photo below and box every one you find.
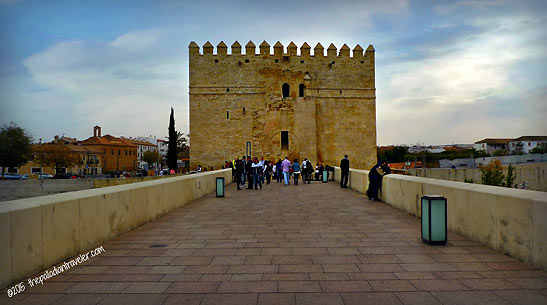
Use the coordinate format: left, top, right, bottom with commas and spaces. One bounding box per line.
3, 181, 547, 305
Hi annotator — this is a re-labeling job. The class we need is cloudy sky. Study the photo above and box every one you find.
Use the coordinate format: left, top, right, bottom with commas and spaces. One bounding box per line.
0, 0, 545, 145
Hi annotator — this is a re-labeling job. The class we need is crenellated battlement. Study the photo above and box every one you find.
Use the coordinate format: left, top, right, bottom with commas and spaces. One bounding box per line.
188, 40, 374, 58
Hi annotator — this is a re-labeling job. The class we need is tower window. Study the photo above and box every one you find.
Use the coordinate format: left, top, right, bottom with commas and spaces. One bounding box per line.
245, 59, 249, 63
214, 59, 218, 63
226, 111, 230, 119
282, 83, 290, 98
299, 84, 306, 97
275, 59, 279, 63
226, 88, 229, 92
281, 131, 289, 150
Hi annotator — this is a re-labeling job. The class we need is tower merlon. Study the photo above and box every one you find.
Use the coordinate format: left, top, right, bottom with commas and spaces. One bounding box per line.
353, 44, 364, 58
245, 40, 256, 55
364, 44, 375, 64
231, 41, 242, 55
287, 41, 297, 56
274, 41, 284, 56
217, 41, 228, 55
189, 41, 200, 56
301, 42, 311, 57
259, 40, 270, 55
202, 41, 213, 55
339, 44, 350, 57
327, 43, 337, 57
314, 43, 324, 57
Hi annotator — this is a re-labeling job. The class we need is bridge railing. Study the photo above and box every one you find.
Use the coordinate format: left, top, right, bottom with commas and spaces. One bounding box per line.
333, 167, 547, 271
0, 169, 232, 289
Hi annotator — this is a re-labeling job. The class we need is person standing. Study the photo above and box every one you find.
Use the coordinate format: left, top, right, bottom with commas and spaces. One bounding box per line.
246, 156, 253, 190
367, 161, 385, 201
282, 156, 291, 186
292, 158, 301, 186
306, 159, 313, 184
264, 161, 272, 184
302, 158, 309, 184
340, 155, 350, 188
234, 157, 243, 190
241, 156, 247, 187
251, 157, 263, 190
272, 160, 277, 182
276, 159, 282, 183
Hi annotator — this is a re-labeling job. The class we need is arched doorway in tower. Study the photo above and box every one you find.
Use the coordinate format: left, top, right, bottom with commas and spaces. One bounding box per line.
269, 130, 300, 160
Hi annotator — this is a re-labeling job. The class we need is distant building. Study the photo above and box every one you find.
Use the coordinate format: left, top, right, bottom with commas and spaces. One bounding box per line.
80, 126, 137, 172
509, 136, 547, 154
18, 143, 104, 176
473, 138, 512, 154
157, 139, 168, 164
125, 138, 158, 169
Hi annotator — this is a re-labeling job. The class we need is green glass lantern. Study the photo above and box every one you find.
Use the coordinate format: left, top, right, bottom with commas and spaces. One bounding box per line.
322, 170, 328, 183
421, 195, 447, 245
216, 177, 225, 197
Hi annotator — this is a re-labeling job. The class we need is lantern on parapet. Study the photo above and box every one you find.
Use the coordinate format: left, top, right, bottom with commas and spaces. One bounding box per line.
421, 195, 447, 245
216, 177, 225, 198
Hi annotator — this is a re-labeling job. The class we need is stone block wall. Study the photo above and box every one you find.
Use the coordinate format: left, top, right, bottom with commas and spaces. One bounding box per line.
189, 40, 377, 170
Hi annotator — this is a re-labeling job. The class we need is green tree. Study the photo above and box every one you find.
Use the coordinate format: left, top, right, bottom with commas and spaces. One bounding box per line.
378, 145, 409, 163
493, 150, 507, 157
480, 160, 506, 186
176, 131, 190, 158
505, 164, 515, 188
472, 149, 489, 158
167, 107, 178, 171
530, 146, 545, 154
142, 150, 160, 167
0, 123, 33, 178
34, 143, 80, 171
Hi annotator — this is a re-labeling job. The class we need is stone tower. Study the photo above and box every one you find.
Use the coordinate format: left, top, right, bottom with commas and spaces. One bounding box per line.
189, 40, 377, 170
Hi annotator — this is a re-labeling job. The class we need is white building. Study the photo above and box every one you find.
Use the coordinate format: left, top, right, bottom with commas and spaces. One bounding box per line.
125, 137, 158, 169
509, 136, 547, 154
157, 139, 168, 162
473, 138, 512, 154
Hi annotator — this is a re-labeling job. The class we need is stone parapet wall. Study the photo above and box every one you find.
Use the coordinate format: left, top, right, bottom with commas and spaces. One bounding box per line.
410, 162, 547, 192
0, 174, 206, 202
334, 167, 547, 270
0, 169, 232, 289
0, 179, 94, 202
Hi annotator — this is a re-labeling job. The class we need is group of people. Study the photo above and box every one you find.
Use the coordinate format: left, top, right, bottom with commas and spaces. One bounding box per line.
225, 155, 392, 202
227, 156, 331, 190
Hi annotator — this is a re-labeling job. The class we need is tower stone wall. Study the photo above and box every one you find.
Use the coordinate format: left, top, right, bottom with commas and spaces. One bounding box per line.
189, 40, 377, 169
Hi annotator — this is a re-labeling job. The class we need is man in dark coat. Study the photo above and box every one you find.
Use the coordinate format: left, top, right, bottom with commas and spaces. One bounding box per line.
234, 157, 243, 190
340, 155, 350, 188
368, 161, 385, 201
246, 156, 253, 189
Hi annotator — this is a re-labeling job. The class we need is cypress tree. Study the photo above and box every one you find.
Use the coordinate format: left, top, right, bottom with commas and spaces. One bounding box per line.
167, 108, 178, 171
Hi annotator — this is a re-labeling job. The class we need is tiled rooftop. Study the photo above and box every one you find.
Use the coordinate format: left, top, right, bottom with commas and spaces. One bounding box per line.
3, 181, 546, 305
